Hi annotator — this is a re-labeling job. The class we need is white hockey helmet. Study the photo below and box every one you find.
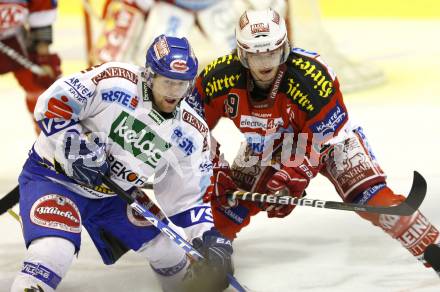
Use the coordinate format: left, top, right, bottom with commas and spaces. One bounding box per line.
235, 8, 290, 68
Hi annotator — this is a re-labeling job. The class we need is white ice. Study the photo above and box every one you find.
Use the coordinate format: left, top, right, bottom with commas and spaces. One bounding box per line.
0, 16, 439, 292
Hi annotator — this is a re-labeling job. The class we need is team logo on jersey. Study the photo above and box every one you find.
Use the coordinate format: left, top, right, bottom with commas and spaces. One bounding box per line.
153, 35, 170, 59
101, 87, 138, 111
64, 77, 93, 103
291, 56, 335, 98
38, 118, 79, 136
107, 154, 147, 186
170, 59, 188, 72
182, 109, 208, 135
171, 126, 196, 156
204, 73, 241, 97
91, 67, 138, 85
30, 195, 81, 233
169, 206, 213, 228
310, 102, 347, 136
109, 111, 172, 168
148, 109, 165, 125
286, 78, 315, 112
43, 89, 82, 120
240, 115, 283, 130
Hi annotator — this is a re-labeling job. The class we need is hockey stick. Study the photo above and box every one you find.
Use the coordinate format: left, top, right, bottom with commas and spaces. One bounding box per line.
0, 41, 46, 76
0, 185, 19, 216
228, 171, 426, 216
424, 244, 440, 277
0, 171, 426, 217
100, 174, 247, 292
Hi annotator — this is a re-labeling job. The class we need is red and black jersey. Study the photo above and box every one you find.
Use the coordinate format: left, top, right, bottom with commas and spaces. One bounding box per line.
192, 48, 349, 159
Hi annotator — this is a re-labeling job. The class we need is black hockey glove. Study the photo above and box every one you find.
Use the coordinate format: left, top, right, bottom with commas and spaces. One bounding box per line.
183, 228, 234, 292
62, 131, 109, 186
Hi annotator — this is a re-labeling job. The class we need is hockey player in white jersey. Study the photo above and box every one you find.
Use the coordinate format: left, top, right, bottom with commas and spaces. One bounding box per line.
10, 35, 233, 292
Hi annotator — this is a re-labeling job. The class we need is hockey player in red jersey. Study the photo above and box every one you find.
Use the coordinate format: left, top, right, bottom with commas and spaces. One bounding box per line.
0, 0, 61, 134
191, 8, 440, 276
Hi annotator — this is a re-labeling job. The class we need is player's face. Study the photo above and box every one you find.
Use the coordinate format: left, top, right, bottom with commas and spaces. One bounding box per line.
247, 47, 283, 86
151, 75, 192, 113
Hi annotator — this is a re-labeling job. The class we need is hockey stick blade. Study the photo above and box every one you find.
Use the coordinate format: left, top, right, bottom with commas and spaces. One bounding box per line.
0, 185, 19, 215
229, 171, 426, 216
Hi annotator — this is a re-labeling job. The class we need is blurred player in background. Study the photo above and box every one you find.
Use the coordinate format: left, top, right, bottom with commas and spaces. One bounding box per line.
10, 35, 233, 292
0, 0, 62, 134
87, 0, 383, 92
192, 8, 440, 277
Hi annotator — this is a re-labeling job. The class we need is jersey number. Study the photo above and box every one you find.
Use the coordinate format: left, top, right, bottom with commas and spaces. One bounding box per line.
225, 93, 239, 118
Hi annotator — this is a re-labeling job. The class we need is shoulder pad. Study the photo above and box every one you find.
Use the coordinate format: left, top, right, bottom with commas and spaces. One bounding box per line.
282, 48, 339, 118
198, 53, 245, 100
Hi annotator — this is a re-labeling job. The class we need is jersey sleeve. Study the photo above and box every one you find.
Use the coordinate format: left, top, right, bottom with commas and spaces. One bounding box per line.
288, 49, 350, 152
303, 83, 349, 149
28, 0, 58, 28
34, 72, 93, 123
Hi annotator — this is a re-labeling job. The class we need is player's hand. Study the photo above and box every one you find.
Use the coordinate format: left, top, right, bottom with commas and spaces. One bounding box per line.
184, 228, 233, 292
30, 52, 62, 87
203, 163, 238, 209
264, 159, 319, 218
62, 131, 109, 187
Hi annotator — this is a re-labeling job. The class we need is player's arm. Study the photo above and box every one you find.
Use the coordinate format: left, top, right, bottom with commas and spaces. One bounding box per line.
34, 64, 114, 186
33, 63, 111, 125
264, 57, 347, 218
27, 0, 62, 85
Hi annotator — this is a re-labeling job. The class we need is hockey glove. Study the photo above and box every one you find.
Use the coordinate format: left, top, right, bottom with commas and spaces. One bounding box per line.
203, 154, 238, 208
264, 159, 320, 218
30, 52, 62, 88
184, 228, 234, 292
62, 131, 109, 187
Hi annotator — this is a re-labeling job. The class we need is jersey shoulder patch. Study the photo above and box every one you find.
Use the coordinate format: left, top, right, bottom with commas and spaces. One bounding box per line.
282, 48, 339, 118
199, 52, 245, 100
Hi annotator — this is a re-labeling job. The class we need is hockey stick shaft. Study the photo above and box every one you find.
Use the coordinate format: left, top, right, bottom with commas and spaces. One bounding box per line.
100, 175, 246, 292
228, 171, 426, 216
1, 171, 426, 217
0, 185, 20, 215
0, 41, 46, 76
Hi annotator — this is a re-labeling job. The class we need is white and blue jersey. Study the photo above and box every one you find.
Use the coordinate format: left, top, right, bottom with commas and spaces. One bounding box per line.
19, 62, 214, 264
